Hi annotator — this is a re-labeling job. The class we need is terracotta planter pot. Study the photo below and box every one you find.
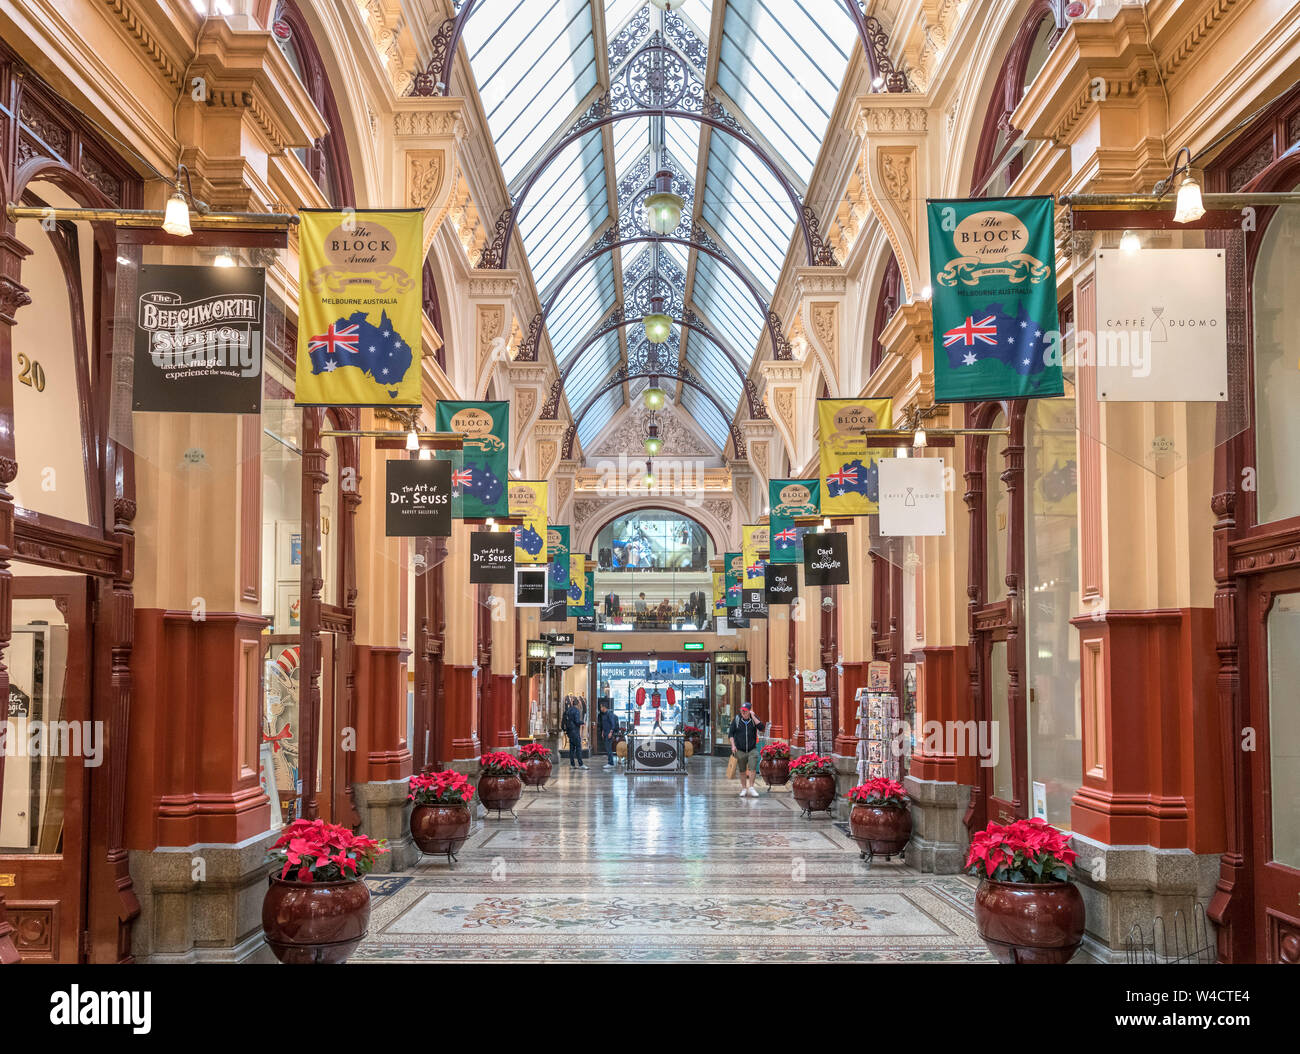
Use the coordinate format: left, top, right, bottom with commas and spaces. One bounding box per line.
477, 772, 523, 813
521, 757, 553, 787
973, 879, 1086, 964
849, 802, 912, 859
791, 772, 836, 813
410, 802, 471, 858
262, 876, 371, 965
760, 756, 791, 786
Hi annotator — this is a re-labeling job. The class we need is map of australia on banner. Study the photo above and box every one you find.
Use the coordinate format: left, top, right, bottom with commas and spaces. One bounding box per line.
295, 209, 422, 406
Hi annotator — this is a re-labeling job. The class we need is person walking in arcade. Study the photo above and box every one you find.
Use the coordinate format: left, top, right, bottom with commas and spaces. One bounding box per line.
563, 696, 586, 769
729, 703, 766, 798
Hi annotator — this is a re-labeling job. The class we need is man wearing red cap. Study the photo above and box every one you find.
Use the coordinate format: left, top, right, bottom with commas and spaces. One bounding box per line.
728, 703, 766, 797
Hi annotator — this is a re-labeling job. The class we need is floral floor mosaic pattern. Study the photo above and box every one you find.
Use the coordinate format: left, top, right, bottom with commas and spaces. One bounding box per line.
355, 756, 993, 963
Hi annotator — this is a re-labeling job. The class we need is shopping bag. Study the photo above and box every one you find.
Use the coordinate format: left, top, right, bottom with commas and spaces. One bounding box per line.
726, 754, 738, 780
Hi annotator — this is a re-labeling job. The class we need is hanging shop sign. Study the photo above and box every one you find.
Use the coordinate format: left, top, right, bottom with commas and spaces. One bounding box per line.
509, 481, 548, 564
818, 398, 893, 515
803, 533, 850, 586
469, 531, 515, 584
867, 661, 892, 691
765, 563, 799, 605
547, 525, 571, 591
878, 456, 947, 537
1093, 248, 1227, 402
926, 195, 1063, 403
385, 458, 451, 537
712, 570, 727, 615
740, 588, 767, 620
295, 209, 422, 407
435, 400, 509, 518
802, 668, 828, 693
726, 612, 750, 630
132, 264, 265, 413
553, 645, 575, 668
540, 589, 569, 623
567, 554, 588, 614
724, 552, 743, 608
544, 633, 574, 644
515, 567, 547, 607
769, 479, 820, 563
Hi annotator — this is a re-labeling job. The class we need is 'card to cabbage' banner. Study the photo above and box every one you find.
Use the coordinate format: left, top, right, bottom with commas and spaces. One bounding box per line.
818, 398, 892, 515
296, 209, 421, 406
435, 400, 509, 518
547, 525, 571, 590
769, 479, 819, 564
509, 481, 547, 564
927, 195, 1062, 403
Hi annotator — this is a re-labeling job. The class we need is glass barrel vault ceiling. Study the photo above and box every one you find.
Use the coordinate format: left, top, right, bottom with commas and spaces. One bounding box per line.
454, 1, 857, 452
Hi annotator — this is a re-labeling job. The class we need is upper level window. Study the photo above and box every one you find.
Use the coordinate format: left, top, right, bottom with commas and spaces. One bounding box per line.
971, 8, 1059, 198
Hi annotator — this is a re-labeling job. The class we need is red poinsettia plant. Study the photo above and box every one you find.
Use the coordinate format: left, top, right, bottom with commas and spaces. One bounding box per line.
681, 725, 703, 736
271, 819, 388, 884
479, 750, 527, 776
518, 742, 552, 761
964, 817, 1078, 884
760, 741, 791, 761
848, 777, 908, 807
788, 752, 835, 777
408, 770, 475, 806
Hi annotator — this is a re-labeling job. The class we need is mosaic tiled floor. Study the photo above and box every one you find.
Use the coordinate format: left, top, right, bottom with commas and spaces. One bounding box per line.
356, 756, 993, 962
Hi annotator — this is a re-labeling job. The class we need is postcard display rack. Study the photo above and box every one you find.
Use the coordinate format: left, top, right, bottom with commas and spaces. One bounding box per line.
856, 662, 902, 783
803, 696, 834, 755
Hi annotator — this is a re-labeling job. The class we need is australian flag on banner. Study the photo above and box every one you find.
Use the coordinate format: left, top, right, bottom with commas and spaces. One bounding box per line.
926, 195, 1063, 402
307, 310, 413, 399
825, 458, 880, 504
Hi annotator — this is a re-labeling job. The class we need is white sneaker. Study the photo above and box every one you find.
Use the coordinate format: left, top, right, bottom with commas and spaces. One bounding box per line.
739, 789, 749, 798
747, 787, 760, 797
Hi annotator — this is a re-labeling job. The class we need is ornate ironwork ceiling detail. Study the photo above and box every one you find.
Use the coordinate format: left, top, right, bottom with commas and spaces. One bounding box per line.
743, 378, 769, 420
474, 36, 833, 271
849, 1, 912, 93
730, 423, 747, 458
572, 370, 732, 438
512, 311, 545, 363
410, 17, 457, 96
562, 423, 576, 461
663, 8, 707, 73
608, 5, 653, 72
626, 245, 685, 319
540, 377, 564, 422
618, 151, 694, 239
766, 311, 794, 361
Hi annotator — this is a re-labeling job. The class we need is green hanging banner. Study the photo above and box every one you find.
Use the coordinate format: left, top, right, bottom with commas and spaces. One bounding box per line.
926, 195, 1063, 403
434, 400, 509, 517
547, 525, 571, 591
724, 551, 742, 608
768, 478, 820, 564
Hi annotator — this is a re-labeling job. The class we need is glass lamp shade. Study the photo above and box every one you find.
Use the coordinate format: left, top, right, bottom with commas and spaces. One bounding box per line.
650, 0, 683, 9
1173, 174, 1205, 223
643, 435, 663, 456
644, 190, 684, 235
162, 191, 192, 237
644, 313, 672, 344
643, 386, 666, 411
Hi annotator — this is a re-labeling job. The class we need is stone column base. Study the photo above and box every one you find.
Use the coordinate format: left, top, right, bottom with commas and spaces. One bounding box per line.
831, 754, 859, 820
1068, 834, 1221, 960
129, 830, 278, 963
903, 775, 972, 874
353, 778, 420, 872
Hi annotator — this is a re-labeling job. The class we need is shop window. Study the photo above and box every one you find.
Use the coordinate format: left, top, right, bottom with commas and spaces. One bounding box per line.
1024, 396, 1082, 827
1251, 183, 1300, 525
1267, 593, 1300, 869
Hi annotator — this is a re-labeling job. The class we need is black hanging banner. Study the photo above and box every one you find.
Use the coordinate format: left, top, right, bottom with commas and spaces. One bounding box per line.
385, 459, 452, 537
132, 264, 266, 413
765, 564, 799, 605
540, 589, 569, 623
726, 612, 750, 630
803, 533, 850, 586
470, 532, 515, 584
740, 586, 768, 620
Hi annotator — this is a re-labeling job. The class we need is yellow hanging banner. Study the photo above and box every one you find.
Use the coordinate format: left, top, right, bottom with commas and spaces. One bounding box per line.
295, 209, 422, 406
567, 553, 588, 612
509, 481, 548, 565
742, 524, 769, 589
817, 398, 894, 515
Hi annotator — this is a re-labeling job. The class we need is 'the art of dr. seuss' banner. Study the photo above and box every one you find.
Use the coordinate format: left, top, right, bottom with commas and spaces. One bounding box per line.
567, 554, 590, 615
508, 481, 547, 565
295, 209, 422, 407
768, 479, 820, 564
927, 195, 1063, 403
712, 571, 727, 615
817, 398, 893, 515
434, 400, 509, 518
724, 552, 743, 608
547, 525, 571, 589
